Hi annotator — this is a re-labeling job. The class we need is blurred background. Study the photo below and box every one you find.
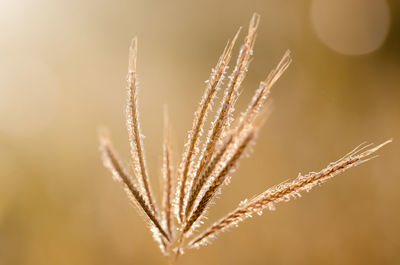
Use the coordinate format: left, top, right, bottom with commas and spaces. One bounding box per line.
0, 0, 399, 264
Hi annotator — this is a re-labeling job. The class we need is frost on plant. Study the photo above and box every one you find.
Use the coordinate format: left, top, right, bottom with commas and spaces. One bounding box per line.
98, 13, 391, 265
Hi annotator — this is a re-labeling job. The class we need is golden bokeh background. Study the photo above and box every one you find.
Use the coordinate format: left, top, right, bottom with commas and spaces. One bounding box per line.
0, 0, 399, 264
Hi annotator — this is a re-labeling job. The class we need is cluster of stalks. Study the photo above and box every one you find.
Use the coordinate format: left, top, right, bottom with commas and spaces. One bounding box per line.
99, 13, 391, 265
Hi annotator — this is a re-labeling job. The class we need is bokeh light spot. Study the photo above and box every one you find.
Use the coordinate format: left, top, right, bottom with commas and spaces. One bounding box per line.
311, 0, 390, 55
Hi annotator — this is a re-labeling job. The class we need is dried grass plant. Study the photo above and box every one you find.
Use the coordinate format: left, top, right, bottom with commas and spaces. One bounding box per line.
99, 13, 391, 265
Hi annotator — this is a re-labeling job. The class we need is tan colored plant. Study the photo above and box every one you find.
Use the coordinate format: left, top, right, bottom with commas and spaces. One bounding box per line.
98, 13, 391, 265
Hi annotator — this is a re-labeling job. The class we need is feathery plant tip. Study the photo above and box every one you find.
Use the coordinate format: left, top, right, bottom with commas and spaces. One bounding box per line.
99, 13, 391, 265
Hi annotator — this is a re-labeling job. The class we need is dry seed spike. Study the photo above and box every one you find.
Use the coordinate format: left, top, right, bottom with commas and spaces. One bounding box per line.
184, 117, 266, 234
186, 14, 259, 219
162, 106, 174, 237
176, 29, 240, 223
237, 50, 291, 133
126, 37, 158, 215
188, 140, 391, 248
99, 134, 170, 242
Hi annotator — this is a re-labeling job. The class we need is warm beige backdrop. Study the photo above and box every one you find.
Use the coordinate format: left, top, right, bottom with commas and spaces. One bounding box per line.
0, 0, 399, 265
